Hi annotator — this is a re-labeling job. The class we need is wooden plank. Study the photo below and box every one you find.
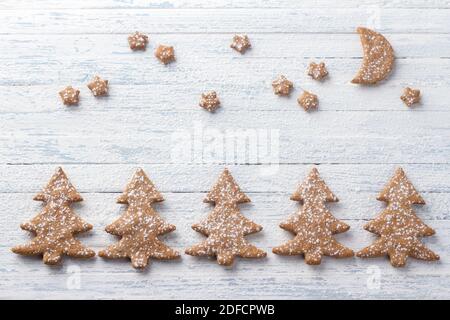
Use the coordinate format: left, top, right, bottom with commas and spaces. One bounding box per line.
1, 55, 449, 86
2, 135, 449, 165
2, 84, 449, 113
2, 33, 450, 60
0, 254, 448, 299
1, 8, 450, 34
1, 217, 447, 299
2, 0, 449, 10
1, 164, 449, 193
2, 109, 449, 137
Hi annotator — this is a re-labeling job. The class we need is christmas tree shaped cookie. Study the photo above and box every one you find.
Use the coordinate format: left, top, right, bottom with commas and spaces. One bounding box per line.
357, 168, 439, 267
273, 168, 354, 265
185, 168, 266, 266
12, 167, 95, 265
99, 169, 179, 269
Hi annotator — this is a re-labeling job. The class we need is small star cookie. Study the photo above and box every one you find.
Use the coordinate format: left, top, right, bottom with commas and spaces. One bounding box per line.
87, 76, 109, 97
401, 87, 421, 107
230, 34, 251, 54
128, 31, 149, 50
272, 75, 293, 96
155, 45, 175, 64
298, 91, 318, 111
199, 91, 220, 112
59, 86, 80, 106
308, 62, 328, 81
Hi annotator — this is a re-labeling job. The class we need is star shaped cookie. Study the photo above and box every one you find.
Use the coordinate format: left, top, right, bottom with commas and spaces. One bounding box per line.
298, 91, 318, 111
87, 76, 109, 97
128, 31, 148, 50
155, 45, 175, 64
308, 62, 328, 81
401, 87, 421, 107
59, 86, 80, 105
272, 75, 293, 96
199, 91, 220, 112
230, 34, 251, 54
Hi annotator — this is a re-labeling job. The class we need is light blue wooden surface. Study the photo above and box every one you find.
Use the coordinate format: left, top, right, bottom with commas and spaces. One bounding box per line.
0, 0, 449, 299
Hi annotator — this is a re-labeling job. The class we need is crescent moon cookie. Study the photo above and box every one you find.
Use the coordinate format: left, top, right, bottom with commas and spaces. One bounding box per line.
351, 27, 395, 85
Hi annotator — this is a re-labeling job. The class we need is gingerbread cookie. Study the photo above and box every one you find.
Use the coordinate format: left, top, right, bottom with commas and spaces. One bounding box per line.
199, 91, 220, 112
351, 27, 395, 85
185, 168, 266, 266
357, 168, 439, 267
308, 62, 328, 81
99, 169, 180, 269
59, 86, 80, 105
297, 90, 318, 111
230, 34, 251, 54
155, 45, 175, 64
273, 168, 354, 265
272, 75, 293, 96
128, 31, 148, 50
401, 87, 421, 107
87, 76, 108, 97
11, 167, 95, 265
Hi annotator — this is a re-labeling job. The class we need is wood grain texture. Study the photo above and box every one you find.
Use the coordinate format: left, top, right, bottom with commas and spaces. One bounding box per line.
3, 1, 450, 9
0, 0, 449, 300
2, 8, 450, 34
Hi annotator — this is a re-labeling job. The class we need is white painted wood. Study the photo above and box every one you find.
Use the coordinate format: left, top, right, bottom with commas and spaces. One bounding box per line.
1, 110, 449, 164
3, 110, 449, 137
3, 135, 450, 164
2, 84, 450, 113
4, 56, 450, 86
1, 8, 450, 34
2, 164, 449, 193
0, 0, 449, 300
2, 0, 450, 10
2, 34, 450, 60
